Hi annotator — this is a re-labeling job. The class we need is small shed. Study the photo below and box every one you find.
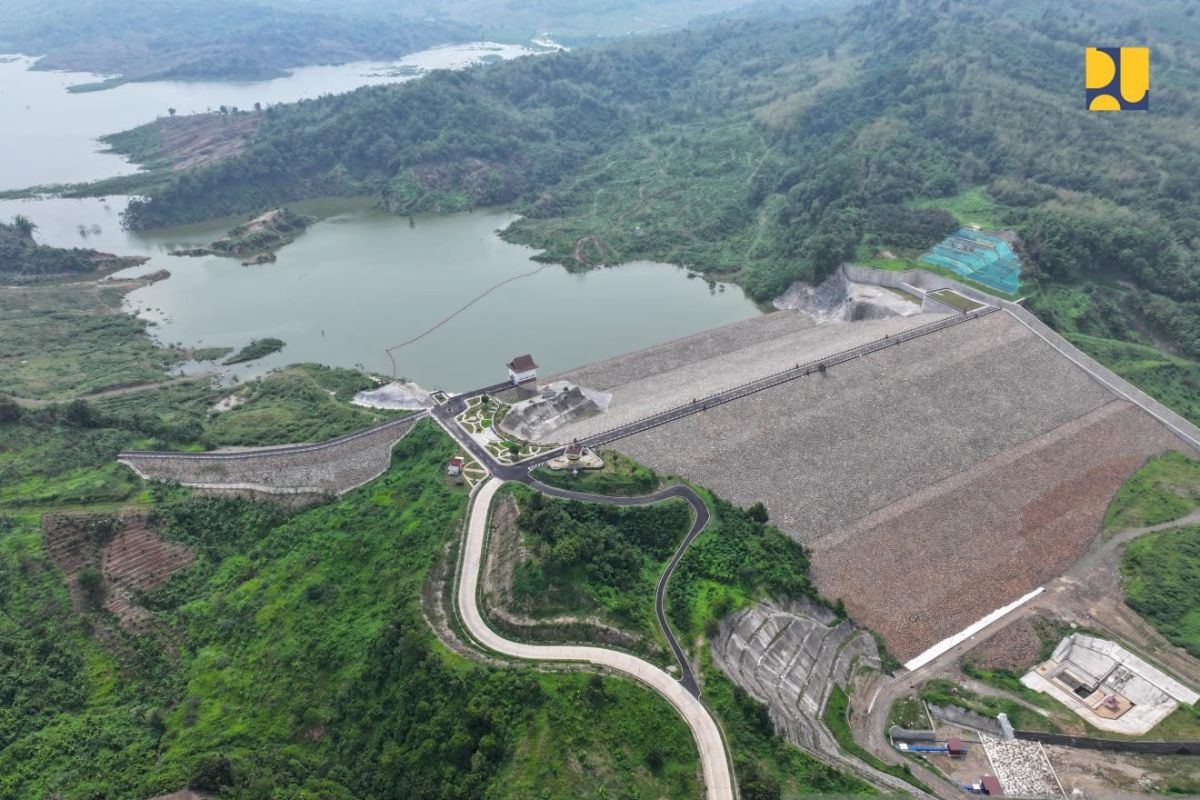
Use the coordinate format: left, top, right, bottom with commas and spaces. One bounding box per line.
447, 456, 464, 476
981, 775, 1003, 796
947, 737, 967, 757
507, 354, 538, 386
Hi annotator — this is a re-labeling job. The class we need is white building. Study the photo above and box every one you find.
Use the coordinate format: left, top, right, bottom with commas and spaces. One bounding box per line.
506, 354, 538, 386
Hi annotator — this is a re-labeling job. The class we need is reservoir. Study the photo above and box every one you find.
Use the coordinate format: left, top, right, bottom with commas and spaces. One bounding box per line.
0, 52, 762, 392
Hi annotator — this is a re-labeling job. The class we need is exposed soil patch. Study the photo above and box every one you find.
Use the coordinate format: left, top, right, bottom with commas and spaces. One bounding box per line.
964, 616, 1043, 672
125, 113, 261, 172
43, 511, 194, 633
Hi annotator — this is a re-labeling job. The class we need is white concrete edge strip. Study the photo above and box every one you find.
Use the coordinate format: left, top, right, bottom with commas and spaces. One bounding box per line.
903, 586, 1045, 672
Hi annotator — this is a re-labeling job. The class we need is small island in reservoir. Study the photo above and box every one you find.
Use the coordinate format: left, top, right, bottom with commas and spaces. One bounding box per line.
170, 208, 313, 264
224, 337, 286, 365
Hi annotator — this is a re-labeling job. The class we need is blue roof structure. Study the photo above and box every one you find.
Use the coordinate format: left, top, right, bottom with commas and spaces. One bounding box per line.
919, 228, 1021, 295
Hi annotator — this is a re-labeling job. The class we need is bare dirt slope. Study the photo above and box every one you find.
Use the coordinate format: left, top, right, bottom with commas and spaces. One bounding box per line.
43, 512, 194, 633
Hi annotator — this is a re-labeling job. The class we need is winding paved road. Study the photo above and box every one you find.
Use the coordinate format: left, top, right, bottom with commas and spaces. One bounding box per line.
460, 478, 734, 800
527, 478, 710, 697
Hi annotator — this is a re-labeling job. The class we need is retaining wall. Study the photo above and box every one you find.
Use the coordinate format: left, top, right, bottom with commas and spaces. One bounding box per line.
1016, 730, 1200, 756
120, 416, 421, 496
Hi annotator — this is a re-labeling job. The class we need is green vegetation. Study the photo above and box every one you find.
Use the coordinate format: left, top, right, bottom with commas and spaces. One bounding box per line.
911, 186, 1010, 231
223, 337, 286, 365
0, 283, 184, 400
886, 696, 927, 732
201, 364, 396, 446
1122, 526, 1200, 659
203, 208, 312, 257
532, 450, 664, 496
702, 657, 874, 799
824, 686, 928, 791
0, 217, 94, 278
487, 672, 699, 799
668, 490, 818, 647
919, 679, 1060, 734
510, 489, 691, 646
1104, 451, 1200, 532
0, 422, 704, 798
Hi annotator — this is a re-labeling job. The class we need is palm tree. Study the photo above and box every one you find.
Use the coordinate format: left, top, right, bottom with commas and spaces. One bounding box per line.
12, 215, 35, 239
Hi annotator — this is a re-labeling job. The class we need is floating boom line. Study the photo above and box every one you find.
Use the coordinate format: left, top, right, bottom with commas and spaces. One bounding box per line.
385, 265, 549, 378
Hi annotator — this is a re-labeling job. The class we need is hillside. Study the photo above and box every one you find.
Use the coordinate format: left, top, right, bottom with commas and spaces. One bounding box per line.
115, 0, 1200, 423
0, 0, 473, 87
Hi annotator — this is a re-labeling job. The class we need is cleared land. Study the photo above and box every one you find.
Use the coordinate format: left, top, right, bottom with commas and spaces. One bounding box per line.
614, 310, 1196, 662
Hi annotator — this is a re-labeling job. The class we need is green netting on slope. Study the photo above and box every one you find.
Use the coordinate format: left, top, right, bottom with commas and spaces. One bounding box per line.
919, 228, 1021, 294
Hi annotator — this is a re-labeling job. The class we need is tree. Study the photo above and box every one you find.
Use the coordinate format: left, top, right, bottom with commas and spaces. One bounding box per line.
168, 107, 177, 117
12, 215, 35, 239
77, 567, 105, 610
253, 101, 262, 112
64, 399, 99, 428
0, 395, 21, 423
747, 501, 769, 524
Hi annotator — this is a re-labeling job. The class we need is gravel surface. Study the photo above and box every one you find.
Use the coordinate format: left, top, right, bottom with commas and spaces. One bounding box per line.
810, 400, 1178, 662
541, 310, 949, 444
618, 312, 1112, 540
981, 735, 1062, 799
615, 311, 1185, 661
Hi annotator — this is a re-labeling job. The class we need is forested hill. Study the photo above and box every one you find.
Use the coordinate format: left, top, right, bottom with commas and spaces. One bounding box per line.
123, 0, 1200, 363
0, 0, 473, 85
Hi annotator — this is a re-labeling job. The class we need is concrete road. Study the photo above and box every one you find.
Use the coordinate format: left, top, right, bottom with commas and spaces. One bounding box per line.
459, 478, 735, 800
528, 478, 710, 697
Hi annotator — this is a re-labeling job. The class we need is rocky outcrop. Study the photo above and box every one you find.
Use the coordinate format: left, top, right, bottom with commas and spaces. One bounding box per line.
774, 270, 922, 322
352, 381, 435, 411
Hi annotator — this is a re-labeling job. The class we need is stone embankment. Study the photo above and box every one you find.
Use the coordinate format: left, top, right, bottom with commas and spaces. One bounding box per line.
119, 415, 421, 497
712, 599, 930, 797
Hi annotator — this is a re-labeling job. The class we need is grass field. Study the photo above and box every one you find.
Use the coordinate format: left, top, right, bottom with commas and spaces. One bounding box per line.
1103, 451, 1200, 532
1122, 525, 1200, 660
0, 283, 184, 400
911, 187, 1010, 230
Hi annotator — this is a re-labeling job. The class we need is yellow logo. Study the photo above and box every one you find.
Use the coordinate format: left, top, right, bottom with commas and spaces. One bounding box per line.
1086, 47, 1149, 111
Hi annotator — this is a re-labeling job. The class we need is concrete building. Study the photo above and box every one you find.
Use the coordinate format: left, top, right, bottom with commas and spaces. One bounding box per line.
507, 354, 538, 386
1022, 633, 1200, 735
